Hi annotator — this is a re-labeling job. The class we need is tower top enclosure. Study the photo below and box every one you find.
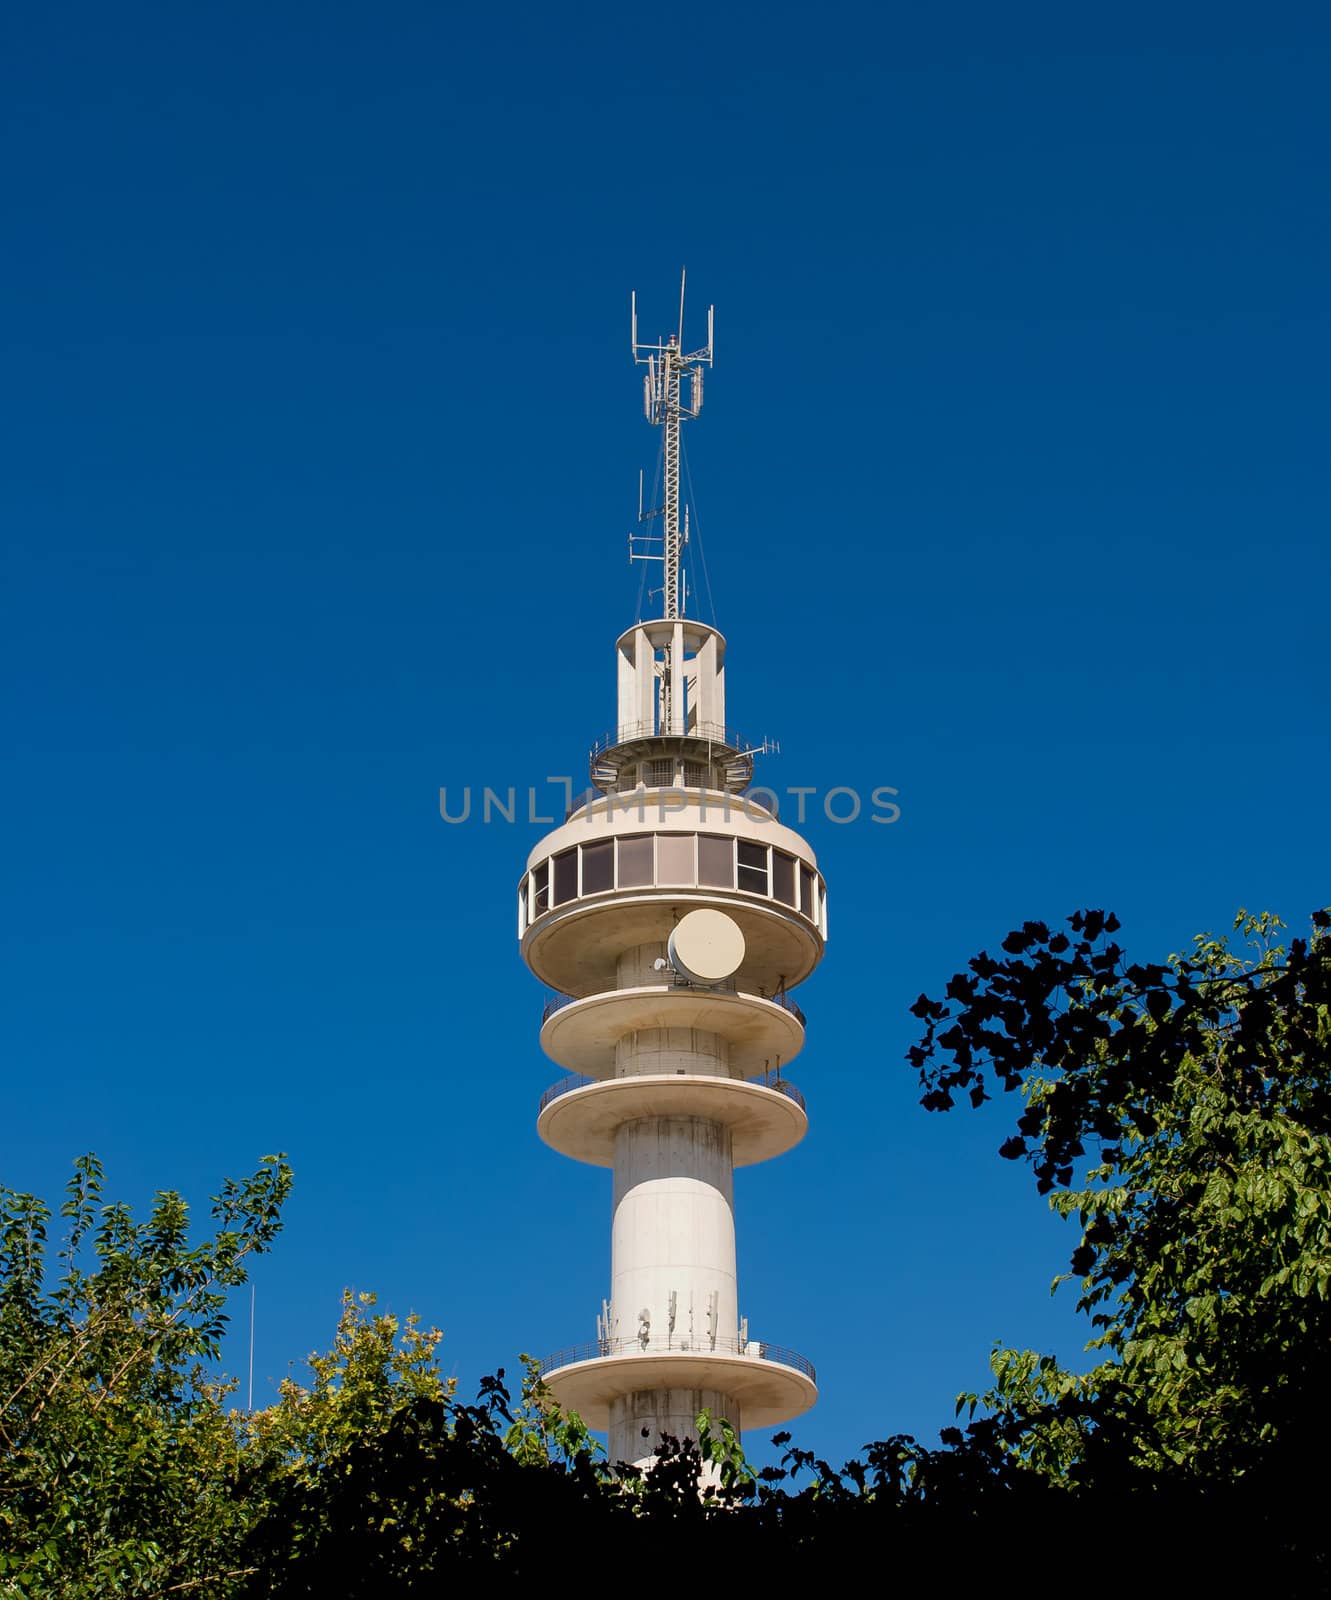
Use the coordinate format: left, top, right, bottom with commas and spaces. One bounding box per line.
595, 276, 773, 798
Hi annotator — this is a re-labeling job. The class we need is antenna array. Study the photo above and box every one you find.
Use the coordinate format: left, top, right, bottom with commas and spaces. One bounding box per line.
629, 270, 714, 620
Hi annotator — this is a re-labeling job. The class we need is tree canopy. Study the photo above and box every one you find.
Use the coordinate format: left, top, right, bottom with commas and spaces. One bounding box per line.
0, 1153, 290, 1594
2, 907, 1328, 1594
910, 907, 1331, 1499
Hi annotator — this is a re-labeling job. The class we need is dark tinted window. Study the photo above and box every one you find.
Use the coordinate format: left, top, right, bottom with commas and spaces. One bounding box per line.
772, 851, 796, 906
617, 834, 653, 887
658, 833, 694, 884
737, 839, 769, 895
698, 834, 734, 887
580, 839, 613, 895
552, 849, 578, 906
799, 864, 816, 920
533, 862, 549, 915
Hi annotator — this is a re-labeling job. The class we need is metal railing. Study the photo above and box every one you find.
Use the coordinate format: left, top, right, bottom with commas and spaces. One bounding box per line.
537, 1072, 806, 1116
537, 1073, 596, 1114
769, 990, 807, 1028
591, 722, 760, 758
538, 1335, 815, 1384
542, 986, 805, 1028
542, 991, 578, 1024
747, 1074, 807, 1112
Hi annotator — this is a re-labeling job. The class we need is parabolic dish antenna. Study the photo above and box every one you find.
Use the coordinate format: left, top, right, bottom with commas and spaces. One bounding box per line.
667, 908, 746, 985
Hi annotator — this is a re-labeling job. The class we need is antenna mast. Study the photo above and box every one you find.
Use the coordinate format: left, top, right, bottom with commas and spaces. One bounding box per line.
630, 270, 714, 620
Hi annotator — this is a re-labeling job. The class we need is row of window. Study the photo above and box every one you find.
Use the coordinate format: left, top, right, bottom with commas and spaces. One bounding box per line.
517, 833, 827, 938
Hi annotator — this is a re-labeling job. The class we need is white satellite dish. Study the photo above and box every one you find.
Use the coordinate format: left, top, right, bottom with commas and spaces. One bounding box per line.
667, 909, 746, 985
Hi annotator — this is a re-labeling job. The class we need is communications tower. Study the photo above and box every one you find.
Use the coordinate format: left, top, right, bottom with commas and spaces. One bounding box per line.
517, 280, 827, 1469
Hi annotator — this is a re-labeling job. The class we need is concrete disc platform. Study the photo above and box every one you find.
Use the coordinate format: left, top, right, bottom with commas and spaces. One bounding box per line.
537, 1073, 808, 1167
540, 1347, 818, 1432
541, 984, 805, 1078
524, 892, 822, 997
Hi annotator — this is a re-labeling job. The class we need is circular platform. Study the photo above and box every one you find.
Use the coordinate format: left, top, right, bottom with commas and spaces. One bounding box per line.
537, 1072, 807, 1167
540, 984, 805, 1078
523, 892, 822, 997
539, 1344, 817, 1432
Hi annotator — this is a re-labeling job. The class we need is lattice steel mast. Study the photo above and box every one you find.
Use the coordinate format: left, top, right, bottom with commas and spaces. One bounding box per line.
631, 270, 714, 622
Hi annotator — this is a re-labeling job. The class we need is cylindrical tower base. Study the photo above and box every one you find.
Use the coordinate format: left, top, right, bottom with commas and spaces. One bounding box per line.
611, 1115, 737, 1351
608, 1386, 740, 1473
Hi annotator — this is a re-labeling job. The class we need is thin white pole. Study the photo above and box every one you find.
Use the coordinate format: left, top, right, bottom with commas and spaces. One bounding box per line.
247, 1284, 255, 1412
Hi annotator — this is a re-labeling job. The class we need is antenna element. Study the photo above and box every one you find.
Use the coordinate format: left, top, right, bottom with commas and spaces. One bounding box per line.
629, 270, 714, 620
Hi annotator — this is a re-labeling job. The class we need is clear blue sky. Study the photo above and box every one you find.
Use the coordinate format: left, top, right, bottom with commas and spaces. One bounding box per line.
4, 1, 1327, 1467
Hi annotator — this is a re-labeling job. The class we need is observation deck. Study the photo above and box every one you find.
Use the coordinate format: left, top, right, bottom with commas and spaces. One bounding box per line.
518, 792, 826, 995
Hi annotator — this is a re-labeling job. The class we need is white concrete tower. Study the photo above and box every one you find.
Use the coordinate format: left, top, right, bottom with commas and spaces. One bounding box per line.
517, 282, 827, 1470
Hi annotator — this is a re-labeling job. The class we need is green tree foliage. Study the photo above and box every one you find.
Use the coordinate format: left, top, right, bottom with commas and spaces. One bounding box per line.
4, 907, 1329, 1592
910, 907, 1331, 1496
237, 1328, 787, 1589
239, 1304, 674, 1590
0, 1153, 290, 1596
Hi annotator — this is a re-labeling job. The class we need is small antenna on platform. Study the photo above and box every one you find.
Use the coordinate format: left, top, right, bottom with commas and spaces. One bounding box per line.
628, 271, 714, 621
